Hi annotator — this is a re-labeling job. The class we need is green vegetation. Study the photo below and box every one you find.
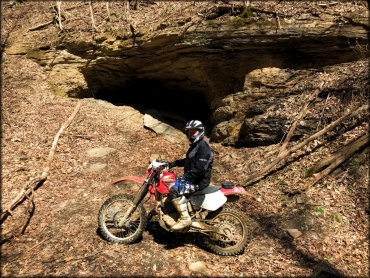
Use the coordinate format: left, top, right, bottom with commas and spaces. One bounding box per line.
106, 26, 113, 34
49, 84, 68, 98
240, 6, 254, 19
349, 157, 363, 176
118, 39, 133, 48
231, 16, 274, 28
301, 168, 309, 178
314, 206, 325, 214
111, 12, 122, 19
297, 208, 305, 214
332, 213, 343, 223
325, 255, 333, 261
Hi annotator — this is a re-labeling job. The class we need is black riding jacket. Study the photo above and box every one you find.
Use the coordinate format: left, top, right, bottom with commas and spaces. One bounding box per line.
171, 139, 214, 190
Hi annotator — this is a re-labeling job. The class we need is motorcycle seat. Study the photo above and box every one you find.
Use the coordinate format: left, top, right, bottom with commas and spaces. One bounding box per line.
192, 186, 221, 196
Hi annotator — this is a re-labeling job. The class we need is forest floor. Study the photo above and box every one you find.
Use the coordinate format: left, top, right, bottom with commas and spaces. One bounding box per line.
1, 1, 369, 277
1, 53, 369, 278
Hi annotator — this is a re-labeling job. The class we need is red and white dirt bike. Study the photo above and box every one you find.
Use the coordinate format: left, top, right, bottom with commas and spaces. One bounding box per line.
98, 159, 251, 256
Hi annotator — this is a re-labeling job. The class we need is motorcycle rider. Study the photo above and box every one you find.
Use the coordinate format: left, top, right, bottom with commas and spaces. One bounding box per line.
168, 120, 214, 230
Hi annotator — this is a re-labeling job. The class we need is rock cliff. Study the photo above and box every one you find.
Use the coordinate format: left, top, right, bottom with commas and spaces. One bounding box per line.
5, 2, 369, 146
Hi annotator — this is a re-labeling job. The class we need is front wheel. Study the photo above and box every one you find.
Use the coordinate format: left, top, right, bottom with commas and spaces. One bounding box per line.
98, 194, 147, 244
205, 207, 251, 256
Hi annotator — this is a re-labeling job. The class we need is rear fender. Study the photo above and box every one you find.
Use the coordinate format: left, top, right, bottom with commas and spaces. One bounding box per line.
111, 176, 145, 185
221, 186, 247, 202
220, 186, 247, 195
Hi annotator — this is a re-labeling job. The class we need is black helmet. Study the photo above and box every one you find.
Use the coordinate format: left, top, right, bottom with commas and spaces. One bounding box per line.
185, 120, 205, 143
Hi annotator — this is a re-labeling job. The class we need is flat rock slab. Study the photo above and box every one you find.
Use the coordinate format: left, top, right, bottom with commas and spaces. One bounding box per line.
286, 228, 303, 239
143, 113, 186, 141
89, 162, 107, 172
87, 147, 117, 158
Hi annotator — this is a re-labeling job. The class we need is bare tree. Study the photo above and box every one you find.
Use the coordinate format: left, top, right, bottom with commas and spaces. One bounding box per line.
89, 0, 98, 31
106, 2, 111, 21
124, 0, 130, 21
56, 0, 63, 32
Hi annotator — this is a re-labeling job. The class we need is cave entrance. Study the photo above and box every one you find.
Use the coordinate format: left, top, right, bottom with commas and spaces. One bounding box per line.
95, 78, 212, 133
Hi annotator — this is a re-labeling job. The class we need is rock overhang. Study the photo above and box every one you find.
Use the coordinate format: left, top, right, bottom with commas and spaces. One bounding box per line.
8, 9, 369, 146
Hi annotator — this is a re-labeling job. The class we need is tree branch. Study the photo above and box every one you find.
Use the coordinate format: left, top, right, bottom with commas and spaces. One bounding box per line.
1, 102, 81, 223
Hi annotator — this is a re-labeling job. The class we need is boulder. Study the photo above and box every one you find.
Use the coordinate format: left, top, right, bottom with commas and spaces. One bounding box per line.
243, 67, 293, 92
211, 119, 243, 144
189, 261, 207, 274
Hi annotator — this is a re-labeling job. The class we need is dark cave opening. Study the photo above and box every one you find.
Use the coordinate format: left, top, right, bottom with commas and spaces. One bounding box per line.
95, 78, 213, 134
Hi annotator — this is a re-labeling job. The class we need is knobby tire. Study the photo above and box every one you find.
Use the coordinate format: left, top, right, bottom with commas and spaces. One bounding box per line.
205, 206, 251, 256
98, 194, 147, 244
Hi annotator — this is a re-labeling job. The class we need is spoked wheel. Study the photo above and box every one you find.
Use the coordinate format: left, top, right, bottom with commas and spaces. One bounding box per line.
205, 207, 251, 256
98, 194, 147, 244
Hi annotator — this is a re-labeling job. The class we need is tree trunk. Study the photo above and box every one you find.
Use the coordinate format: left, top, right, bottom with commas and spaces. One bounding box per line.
89, 0, 97, 31
106, 2, 110, 21
124, 0, 130, 21
56, 0, 63, 31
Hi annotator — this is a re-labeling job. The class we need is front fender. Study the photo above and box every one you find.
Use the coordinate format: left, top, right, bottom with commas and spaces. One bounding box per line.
111, 176, 145, 185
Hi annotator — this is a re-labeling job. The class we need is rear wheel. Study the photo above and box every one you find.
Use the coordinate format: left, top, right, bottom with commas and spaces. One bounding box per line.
98, 194, 147, 244
205, 207, 251, 256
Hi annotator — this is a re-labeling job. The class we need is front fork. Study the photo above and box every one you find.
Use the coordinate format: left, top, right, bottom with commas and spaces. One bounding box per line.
117, 179, 150, 227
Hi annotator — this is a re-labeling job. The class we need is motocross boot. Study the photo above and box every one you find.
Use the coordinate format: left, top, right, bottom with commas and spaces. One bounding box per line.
171, 196, 191, 230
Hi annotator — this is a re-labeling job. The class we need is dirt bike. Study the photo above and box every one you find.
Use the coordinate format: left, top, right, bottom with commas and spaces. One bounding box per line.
98, 159, 251, 256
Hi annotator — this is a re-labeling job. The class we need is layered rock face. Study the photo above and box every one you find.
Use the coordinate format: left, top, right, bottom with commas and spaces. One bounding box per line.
6, 4, 369, 146
210, 67, 321, 146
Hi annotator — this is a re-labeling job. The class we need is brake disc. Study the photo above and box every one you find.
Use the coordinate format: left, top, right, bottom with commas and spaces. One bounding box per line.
113, 211, 130, 228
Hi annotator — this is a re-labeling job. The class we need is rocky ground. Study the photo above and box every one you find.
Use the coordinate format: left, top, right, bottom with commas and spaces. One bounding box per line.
1, 1, 369, 277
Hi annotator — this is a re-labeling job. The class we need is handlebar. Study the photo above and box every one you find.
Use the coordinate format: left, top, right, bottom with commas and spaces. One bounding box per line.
148, 159, 169, 171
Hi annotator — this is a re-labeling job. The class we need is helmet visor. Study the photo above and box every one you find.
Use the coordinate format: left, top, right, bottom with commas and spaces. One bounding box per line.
186, 128, 199, 137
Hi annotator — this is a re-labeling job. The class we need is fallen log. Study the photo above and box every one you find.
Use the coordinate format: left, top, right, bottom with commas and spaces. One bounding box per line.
244, 104, 368, 187
305, 134, 368, 178
304, 134, 368, 190
1, 101, 81, 224
29, 20, 54, 31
